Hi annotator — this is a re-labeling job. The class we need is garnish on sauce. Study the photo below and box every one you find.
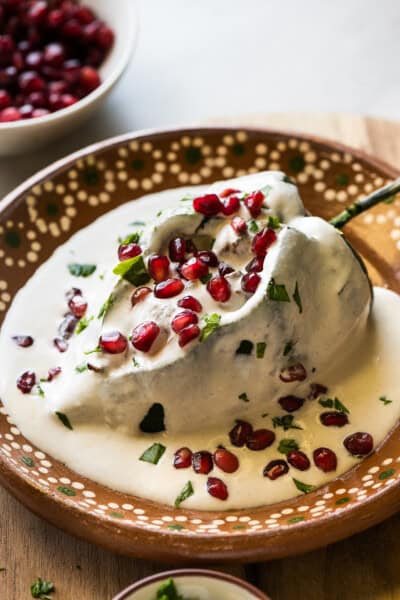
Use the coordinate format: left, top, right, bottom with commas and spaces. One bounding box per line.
174, 481, 194, 508
55, 412, 73, 431
68, 263, 96, 277
293, 478, 316, 494
267, 215, 281, 230
272, 415, 303, 431
154, 577, 192, 600
199, 313, 221, 342
98, 294, 115, 319
139, 443, 166, 465
236, 339, 254, 355
379, 395, 392, 406
267, 279, 290, 302
319, 397, 349, 414
119, 232, 141, 245
283, 341, 293, 356
278, 438, 300, 455
238, 392, 249, 402
256, 342, 266, 358
75, 363, 88, 374
293, 281, 303, 313
30, 577, 54, 599
113, 255, 150, 286
75, 316, 93, 334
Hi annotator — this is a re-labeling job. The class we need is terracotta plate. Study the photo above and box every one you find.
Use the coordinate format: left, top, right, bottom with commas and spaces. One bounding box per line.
0, 127, 399, 563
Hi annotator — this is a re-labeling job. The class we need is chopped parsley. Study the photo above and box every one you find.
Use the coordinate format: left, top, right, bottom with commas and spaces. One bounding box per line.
318, 397, 349, 414
155, 577, 183, 600
293, 281, 303, 313
278, 438, 300, 455
139, 403, 165, 433
21, 456, 34, 467
139, 443, 166, 465
129, 220, 146, 226
84, 346, 100, 355
119, 231, 141, 245
132, 357, 140, 367
283, 341, 293, 356
272, 415, 303, 431
200, 313, 221, 342
267, 215, 281, 230
156, 210, 163, 217
55, 412, 73, 430
175, 481, 194, 508
238, 392, 249, 402
256, 341, 266, 358
267, 279, 290, 302
200, 272, 212, 284
68, 263, 96, 277
236, 339, 254, 355
76, 315, 93, 334
36, 383, 45, 398
247, 219, 259, 233
75, 363, 88, 374
98, 293, 115, 319
379, 395, 392, 406
30, 577, 54, 599
113, 255, 150, 287
180, 194, 194, 202
293, 478, 316, 494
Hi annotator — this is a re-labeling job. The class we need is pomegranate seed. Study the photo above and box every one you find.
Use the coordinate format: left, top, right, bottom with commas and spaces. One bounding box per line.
213, 447, 239, 473
83, 20, 100, 43
63, 59, 81, 84
263, 459, 289, 480
168, 237, 186, 262
246, 429, 275, 451
320, 411, 349, 427
278, 395, 304, 412
0, 90, 11, 110
196, 250, 219, 267
131, 321, 160, 352
131, 286, 151, 305
180, 257, 208, 281
59, 93, 78, 108
47, 9, 65, 29
245, 190, 265, 217
229, 420, 253, 447
241, 272, 261, 294
48, 80, 68, 95
219, 187, 240, 198
68, 295, 87, 319
221, 195, 240, 215
17, 370, 36, 394
177, 295, 202, 313
58, 314, 78, 339
231, 216, 247, 235
287, 450, 310, 471
32, 108, 49, 118
251, 228, 277, 257
118, 243, 142, 262
43, 43, 65, 67
172, 310, 198, 333
18, 71, 45, 93
62, 18, 82, 39
148, 254, 170, 282
308, 383, 328, 399
218, 262, 234, 276
246, 256, 265, 272
53, 337, 68, 353
99, 331, 128, 354
280, 363, 307, 382
179, 324, 200, 347
154, 278, 184, 299
20, 104, 34, 118
344, 432, 374, 456
192, 451, 213, 474
27, 91, 47, 108
0, 107, 21, 122
80, 66, 101, 92
26, 50, 43, 68
75, 6, 95, 25
12, 335, 34, 348
28, 2, 48, 24
207, 276, 231, 302
193, 193, 222, 216
207, 477, 228, 500
0, 35, 14, 56
48, 366, 61, 381
313, 447, 337, 472
173, 447, 192, 469
96, 25, 115, 50
65, 286, 82, 301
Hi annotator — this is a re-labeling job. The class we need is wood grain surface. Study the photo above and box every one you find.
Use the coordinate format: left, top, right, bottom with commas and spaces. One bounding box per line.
1, 113, 400, 600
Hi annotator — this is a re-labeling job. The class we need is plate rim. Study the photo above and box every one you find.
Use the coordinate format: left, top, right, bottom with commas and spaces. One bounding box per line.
1, 125, 400, 563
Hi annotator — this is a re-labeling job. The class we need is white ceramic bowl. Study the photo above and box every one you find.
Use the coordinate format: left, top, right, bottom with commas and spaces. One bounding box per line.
113, 570, 271, 600
0, 0, 138, 157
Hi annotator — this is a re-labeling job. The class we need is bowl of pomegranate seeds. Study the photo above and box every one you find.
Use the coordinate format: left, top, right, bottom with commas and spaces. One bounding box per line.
113, 570, 271, 600
0, 126, 400, 563
0, 0, 138, 155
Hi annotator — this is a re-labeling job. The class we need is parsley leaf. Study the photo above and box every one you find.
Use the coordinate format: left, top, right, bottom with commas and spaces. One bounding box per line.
283, 341, 293, 356
318, 397, 349, 414
30, 577, 54, 599
267, 279, 290, 302
267, 215, 281, 230
119, 232, 141, 245
293, 478, 316, 494
238, 392, 249, 402
113, 255, 150, 287
156, 578, 181, 600
139, 443, 166, 465
278, 438, 300, 455
236, 340, 254, 355
200, 313, 221, 342
98, 293, 115, 319
55, 412, 73, 430
200, 272, 212, 284
76, 315, 93, 334
75, 363, 88, 374
68, 263, 96, 277
247, 219, 259, 233
175, 481, 194, 508
256, 342, 266, 358
379, 395, 392, 406
293, 281, 303, 313
36, 383, 45, 398
272, 415, 303, 431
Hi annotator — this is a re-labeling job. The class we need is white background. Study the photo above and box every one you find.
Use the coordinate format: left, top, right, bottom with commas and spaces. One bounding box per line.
1, 0, 399, 197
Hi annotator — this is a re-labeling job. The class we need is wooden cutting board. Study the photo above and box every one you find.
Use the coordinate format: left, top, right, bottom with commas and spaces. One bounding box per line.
1, 113, 400, 600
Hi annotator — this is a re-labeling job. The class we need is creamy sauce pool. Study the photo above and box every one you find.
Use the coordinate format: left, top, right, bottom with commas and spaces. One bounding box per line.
1, 180, 400, 511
